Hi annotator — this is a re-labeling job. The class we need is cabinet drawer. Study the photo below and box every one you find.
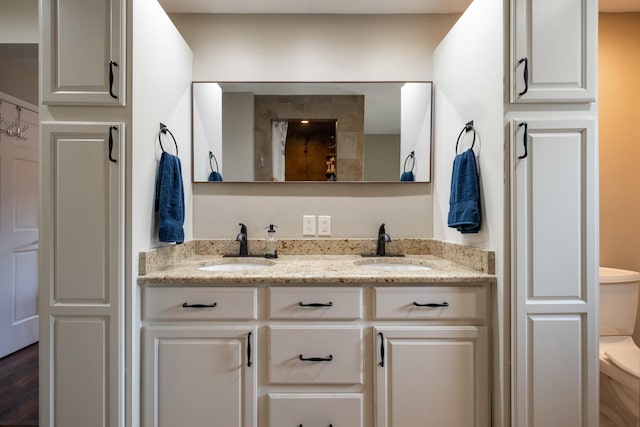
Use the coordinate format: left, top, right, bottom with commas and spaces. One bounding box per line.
269, 393, 363, 427
374, 286, 487, 320
142, 287, 257, 321
269, 326, 363, 384
269, 287, 362, 319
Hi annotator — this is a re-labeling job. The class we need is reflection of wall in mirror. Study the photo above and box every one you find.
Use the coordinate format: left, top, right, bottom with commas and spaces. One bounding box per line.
401, 83, 432, 182
364, 134, 401, 181
193, 83, 223, 181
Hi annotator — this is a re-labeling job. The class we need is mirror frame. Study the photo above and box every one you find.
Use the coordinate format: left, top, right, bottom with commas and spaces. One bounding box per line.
191, 81, 433, 183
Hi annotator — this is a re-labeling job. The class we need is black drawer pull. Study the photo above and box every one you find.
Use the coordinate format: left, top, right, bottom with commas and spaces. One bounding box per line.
299, 354, 333, 362
378, 332, 385, 367
109, 60, 118, 99
518, 122, 528, 159
182, 302, 217, 308
413, 301, 449, 308
108, 126, 117, 163
518, 57, 528, 96
247, 332, 252, 367
298, 301, 333, 307
299, 425, 333, 427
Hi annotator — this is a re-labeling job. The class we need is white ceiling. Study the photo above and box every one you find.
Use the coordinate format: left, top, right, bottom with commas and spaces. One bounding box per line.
159, 0, 640, 14
157, 0, 474, 14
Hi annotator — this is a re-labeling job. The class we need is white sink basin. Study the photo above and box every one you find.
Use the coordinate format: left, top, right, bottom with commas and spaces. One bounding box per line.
198, 259, 274, 272
356, 259, 432, 272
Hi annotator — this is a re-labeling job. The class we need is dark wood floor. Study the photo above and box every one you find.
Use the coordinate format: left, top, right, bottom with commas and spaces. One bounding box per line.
0, 343, 38, 426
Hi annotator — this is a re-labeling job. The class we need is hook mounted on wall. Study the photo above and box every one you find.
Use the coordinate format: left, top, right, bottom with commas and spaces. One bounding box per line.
0, 104, 29, 140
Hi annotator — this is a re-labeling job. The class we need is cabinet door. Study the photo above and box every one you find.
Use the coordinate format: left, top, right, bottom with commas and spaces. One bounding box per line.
374, 326, 489, 427
41, 0, 125, 105
511, 0, 596, 103
143, 326, 257, 427
39, 122, 124, 426
511, 119, 598, 426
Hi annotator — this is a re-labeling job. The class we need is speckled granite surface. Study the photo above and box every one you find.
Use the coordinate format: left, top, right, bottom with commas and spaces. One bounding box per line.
138, 239, 495, 286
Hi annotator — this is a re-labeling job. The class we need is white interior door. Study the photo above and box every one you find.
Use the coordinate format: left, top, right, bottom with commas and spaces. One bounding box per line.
0, 97, 39, 358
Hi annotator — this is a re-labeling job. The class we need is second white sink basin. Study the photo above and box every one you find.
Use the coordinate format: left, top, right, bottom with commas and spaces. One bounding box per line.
198, 259, 274, 272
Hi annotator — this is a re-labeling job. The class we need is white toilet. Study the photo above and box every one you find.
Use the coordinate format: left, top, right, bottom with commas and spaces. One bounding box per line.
599, 267, 640, 427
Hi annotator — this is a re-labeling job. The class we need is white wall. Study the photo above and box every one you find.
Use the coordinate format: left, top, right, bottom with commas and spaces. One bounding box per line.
170, 13, 459, 238
432, 0, 505, 424
0, 0, 38, 104
131, 1, 193, 424
0, 0, 38, 43
171, 13, 460, 82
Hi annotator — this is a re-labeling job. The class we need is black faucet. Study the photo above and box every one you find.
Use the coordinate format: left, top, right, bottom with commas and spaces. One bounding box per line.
236, 223, 248, 257
376, 223, 391, 256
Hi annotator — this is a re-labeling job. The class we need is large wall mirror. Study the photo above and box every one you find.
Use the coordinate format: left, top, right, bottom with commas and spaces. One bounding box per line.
192, 81, 432, 183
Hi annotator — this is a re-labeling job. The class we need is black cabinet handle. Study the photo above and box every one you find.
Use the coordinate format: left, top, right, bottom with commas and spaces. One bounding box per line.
247, 332, 252, 367
413, 301, 449, 308
298, 301, 333, 307
109, 61, 118, 99
299, 354, 333, 362
182, 302, 217, 308
518, 122, 528, 159
108, 126, 117, 163
378, 332, 385, 367
518, 57, 528, 96
299, 425, 333, 427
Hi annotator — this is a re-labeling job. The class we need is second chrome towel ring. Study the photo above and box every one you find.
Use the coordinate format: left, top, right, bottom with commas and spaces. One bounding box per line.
455, 120, 476, 155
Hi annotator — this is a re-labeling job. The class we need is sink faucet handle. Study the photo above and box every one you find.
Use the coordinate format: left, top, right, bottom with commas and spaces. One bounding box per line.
239, 223, 247, 234
378, 223, 386, 235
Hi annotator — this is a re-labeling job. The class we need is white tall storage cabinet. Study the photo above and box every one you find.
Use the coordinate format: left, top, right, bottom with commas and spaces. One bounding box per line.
509, 0, 599, 425
39, 0, 127, 425
41, 0, 126, 105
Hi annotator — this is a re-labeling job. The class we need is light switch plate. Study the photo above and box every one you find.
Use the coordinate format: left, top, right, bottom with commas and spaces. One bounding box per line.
318, 215, 331, 236
303, 215, 316, 236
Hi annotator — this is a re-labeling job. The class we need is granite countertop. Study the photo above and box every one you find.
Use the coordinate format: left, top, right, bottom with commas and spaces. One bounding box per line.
137, 254, 496, 286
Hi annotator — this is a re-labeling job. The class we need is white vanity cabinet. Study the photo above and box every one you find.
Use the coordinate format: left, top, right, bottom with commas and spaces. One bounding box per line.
266, 286, 365, 427
510, 0, 596, 103
141, 287, 258, 427
41, 0, 126, 105
373, 286, 490, 427
140, 283, 490, 427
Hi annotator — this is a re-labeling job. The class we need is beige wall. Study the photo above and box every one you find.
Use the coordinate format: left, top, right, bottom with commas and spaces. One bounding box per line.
170, 13, 460, 238
599, 13, 640, 344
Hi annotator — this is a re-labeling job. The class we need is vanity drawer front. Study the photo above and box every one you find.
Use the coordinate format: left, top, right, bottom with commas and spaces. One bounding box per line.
142, 287, 257, 321
269, 326, 363, 384
374, 286, 487, 320
269, 393, 363, 427
269, 287, 362, 319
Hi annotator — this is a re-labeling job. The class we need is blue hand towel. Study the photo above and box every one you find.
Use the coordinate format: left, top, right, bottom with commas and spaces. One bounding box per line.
447, 148, 481, 233
208, 171, 223, 181
400, 171, 415, 181
155, 152, 185, 243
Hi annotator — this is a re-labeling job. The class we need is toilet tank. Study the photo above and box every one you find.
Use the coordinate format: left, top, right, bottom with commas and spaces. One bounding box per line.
600, 267, 640, 336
